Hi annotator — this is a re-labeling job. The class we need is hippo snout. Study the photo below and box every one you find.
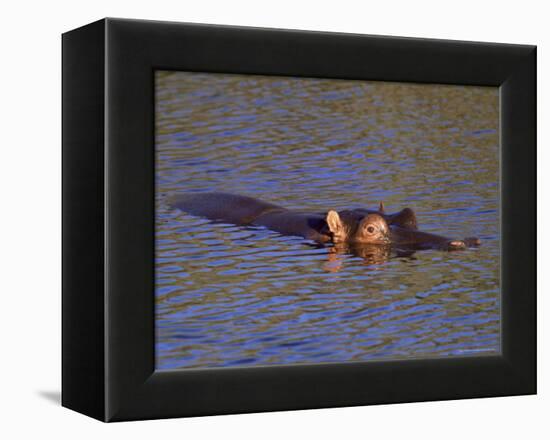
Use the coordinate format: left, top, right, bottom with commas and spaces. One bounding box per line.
446, 236, 481, 251
464, 237, 481, 247
447, 240, 467, 250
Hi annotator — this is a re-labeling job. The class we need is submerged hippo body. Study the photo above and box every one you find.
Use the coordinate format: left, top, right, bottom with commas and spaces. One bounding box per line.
169, 192, 284, 227
169, 192, 387, 243
169, 192, 479, 251
390, 225, 480, 251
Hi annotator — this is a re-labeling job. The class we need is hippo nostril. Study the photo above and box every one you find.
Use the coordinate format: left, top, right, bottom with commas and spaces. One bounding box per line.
448, 240, 466, 250
464, 237, 481, 247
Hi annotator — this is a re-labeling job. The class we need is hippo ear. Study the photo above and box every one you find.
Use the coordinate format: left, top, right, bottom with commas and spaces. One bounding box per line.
326, 210, 343, 234
378, 201, 385, 213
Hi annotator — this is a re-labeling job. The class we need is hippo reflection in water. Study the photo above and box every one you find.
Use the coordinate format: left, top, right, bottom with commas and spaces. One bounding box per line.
169, 192, 480, 255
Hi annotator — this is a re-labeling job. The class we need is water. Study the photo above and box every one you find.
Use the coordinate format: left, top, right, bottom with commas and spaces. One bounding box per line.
155, 71, 500, 370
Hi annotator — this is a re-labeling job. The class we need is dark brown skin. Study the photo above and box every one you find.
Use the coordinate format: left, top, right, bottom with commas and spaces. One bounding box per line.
169, 192, 479, 250
390, 225, 479, 251
252, 209, 332, 243
352, 203, 418, 230
170, 192, 333, 242
326, 211, 390, 244
352, 203, 479, 250
170, 193, 393, 244
169, 192, 283, 226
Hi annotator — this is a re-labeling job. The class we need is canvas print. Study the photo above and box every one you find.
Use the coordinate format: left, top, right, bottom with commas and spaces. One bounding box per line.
155, 71, 500, 370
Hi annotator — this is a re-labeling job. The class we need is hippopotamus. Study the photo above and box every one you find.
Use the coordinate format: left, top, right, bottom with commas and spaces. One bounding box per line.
333, 208, 479, 250
169, 192, 480, 251
352, 202, 418, 230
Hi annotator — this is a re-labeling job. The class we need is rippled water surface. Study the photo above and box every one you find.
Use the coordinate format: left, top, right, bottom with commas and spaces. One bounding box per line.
155, 71, 500, 370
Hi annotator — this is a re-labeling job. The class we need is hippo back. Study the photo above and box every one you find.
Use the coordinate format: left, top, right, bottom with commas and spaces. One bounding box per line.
169, 192, 284, 225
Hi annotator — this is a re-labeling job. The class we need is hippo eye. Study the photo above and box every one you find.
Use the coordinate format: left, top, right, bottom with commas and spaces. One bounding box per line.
366, 225, 375, 234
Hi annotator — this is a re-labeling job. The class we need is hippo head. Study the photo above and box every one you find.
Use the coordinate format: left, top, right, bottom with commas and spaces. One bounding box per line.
326, 210, 390, 244
352, 205, 418, 230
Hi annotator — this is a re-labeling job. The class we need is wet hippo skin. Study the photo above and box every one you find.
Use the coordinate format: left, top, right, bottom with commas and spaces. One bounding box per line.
169, 192, 389, 243
352, 204, 418, 230
169, 192, 330, 241
390, 225, 480, 251
169, 192, 479, 250
326, 207, 477, 251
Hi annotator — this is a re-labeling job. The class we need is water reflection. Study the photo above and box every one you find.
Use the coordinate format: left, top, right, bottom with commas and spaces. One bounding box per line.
327, 243, 409, 267
155, 71, 500, 370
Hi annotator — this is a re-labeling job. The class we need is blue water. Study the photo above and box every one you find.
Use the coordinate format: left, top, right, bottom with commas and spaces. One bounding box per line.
155, 71, 500, 370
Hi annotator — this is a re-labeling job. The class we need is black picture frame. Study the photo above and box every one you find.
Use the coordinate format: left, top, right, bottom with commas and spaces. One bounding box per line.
62, 18, 536, 422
